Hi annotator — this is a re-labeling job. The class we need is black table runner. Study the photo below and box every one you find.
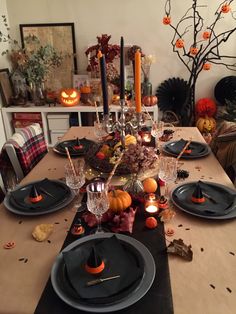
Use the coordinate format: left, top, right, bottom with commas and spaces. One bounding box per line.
34, 204, 173, 314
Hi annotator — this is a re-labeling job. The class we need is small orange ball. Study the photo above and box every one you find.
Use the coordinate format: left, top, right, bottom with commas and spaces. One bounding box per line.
145, 217, 158, 229
143, 178, 158, 193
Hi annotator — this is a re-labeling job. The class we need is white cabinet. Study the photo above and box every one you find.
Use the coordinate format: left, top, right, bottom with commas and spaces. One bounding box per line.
1, 103, 158, 147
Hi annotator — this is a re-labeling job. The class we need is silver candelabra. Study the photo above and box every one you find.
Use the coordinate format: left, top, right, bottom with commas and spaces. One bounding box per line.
102, 100, 143, 147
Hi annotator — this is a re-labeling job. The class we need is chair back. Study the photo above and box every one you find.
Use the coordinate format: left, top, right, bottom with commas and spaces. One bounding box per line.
0, 123, 47, 190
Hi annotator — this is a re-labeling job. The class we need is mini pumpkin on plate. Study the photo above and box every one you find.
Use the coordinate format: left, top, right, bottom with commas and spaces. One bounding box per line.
108, 190, 132, 213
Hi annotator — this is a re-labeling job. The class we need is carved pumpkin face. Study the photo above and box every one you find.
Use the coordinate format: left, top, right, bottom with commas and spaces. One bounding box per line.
190, 46, 198, 55
203, 31, 211, 40
163, 16, 171, 25
60, 88, 80, 106
203, 63, 211, 71
221, 4, 230, 13
175, 39, 184, 48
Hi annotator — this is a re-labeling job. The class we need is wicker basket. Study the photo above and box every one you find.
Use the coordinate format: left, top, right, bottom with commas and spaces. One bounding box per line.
162, 111, 180, 126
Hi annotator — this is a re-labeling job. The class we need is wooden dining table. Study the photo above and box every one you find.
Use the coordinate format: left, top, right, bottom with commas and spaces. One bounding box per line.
0, 126, 235, 314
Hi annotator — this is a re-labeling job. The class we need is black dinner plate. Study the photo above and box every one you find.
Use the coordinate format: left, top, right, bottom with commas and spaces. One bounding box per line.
4, 179, 74, 216
163, 140, 210, 159
51, 233, 156, 312
53, 138, 95, 157
171, 181, 236, 219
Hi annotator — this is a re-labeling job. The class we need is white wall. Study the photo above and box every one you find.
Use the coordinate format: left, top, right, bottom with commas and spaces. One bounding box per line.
4, 0, 236, 101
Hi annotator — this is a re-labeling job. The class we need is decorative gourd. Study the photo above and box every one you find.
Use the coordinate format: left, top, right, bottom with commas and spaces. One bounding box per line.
108, 190, 132, 213
203, 31, 211, 40
203, 63, 211, 71
175, 39, 184, 49
163, 16, 171, 25
145, 217, 158, 229
195, 98, 217, 118
142, 95, 158, 106
143, 178, 158, 193
221, 4, 230, 13
189, 46, 198, 55
59, 88, 80, 106
196, 116, 216, 133
80, 86, 91, 94
114, 134, 137, 150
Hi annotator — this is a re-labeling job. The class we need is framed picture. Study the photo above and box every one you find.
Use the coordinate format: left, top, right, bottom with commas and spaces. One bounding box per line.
19, 23, 77, 91
73, 74, 89, 89
0, 68, 14, 107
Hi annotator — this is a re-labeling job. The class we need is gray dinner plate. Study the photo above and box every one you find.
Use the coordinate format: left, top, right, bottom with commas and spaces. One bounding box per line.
51, 233, 156, 313
163, 140, 210, 159
171, 181, 236, 219
4, 179, 74, 216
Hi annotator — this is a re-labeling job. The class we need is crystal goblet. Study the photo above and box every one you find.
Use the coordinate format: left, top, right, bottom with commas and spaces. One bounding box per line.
158, 156, 177, 199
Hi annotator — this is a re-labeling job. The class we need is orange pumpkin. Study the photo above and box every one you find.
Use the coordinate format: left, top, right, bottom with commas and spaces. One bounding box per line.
80, 86, 91, 94
163, 16, 171, 25
221, 4, 230, 13
142, 95, 158, 106
203, 31, 211, 40
108, 190, 132, 213
203, 63, 211, 71
189, 46, 198, 55
196, 116, 216, 134
59, 88, 80, 106
175, 38, 185, 49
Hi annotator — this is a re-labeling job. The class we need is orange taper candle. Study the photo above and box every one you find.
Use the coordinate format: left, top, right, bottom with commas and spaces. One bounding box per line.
135, 50, 141, 113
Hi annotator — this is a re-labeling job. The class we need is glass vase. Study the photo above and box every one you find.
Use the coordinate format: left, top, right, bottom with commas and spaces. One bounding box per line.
29, 82, 46, 106
141, 77, 152, 97
123, 173, 144, 195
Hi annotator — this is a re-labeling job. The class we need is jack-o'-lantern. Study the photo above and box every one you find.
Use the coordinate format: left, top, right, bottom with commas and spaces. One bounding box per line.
196, 116, 216, 134
142, 95, 158, 106
163, 16, 171, 25
175, 39, 184, 49
221, 4, 230, 13
189, 46, 199, 55
59, 88, 80, 106
203, 63, 211, 71
203, 31, 211, 40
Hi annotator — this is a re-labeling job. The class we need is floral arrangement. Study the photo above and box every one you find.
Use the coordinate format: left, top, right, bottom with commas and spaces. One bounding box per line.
141, 54, 156, 81
122, 143, 158, 174
85, 34, 120, 83
1, 16, 63, 85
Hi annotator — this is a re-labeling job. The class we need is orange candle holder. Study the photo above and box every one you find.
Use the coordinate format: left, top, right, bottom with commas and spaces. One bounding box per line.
144, 193, 159, 214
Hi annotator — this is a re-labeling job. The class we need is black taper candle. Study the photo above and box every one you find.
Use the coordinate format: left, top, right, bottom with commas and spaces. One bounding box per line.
99, 55, 109, 115
120, 36, 125, 100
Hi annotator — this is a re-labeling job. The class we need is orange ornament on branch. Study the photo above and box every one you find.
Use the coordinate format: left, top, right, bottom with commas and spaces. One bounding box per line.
203, 63, 211, 71
221, 4, 231, 13
163, 16, 171, 25
203, 31, 211, 40
59, 88, 80, 106
189, 46, 199, 55
175, 39, 185, 49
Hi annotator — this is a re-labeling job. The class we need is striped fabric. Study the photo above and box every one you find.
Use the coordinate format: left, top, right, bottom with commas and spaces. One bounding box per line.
0, 123, 47, 177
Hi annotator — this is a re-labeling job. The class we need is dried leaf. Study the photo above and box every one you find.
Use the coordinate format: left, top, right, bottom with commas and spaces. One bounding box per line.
167, 238, 193, 261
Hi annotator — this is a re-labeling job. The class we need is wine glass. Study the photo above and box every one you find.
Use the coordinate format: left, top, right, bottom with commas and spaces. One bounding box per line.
158, 156, 177, 199
151, 121, 164, 151
65, 159, 85, 211
86, 181, 109, 233
94, 120, 107, 142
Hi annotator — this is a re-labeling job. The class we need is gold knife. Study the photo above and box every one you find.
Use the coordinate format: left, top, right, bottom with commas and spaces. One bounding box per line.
86, 275, 120, 287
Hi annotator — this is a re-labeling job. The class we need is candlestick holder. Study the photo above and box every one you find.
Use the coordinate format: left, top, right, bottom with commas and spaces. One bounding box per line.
102, 99, 144, 148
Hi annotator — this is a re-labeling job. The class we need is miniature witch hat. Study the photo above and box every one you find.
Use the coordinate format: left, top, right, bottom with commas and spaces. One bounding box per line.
191, 182, 205, 204
29, 184, 43, 203
74, 137, 82, 150
85, 246, 105, 274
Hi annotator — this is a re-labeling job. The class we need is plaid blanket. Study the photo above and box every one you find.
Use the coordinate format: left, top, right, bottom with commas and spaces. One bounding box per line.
0, 123, 47, 182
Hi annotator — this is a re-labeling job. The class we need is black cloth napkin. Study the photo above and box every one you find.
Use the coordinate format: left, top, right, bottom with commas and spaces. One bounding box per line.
63, 235, 143, 300
10, 178, 70, 211
173, 181, 235, 216
167, 139, 206, 155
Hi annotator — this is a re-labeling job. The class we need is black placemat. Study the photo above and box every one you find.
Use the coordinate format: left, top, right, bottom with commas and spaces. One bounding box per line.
34, 206, 173, 314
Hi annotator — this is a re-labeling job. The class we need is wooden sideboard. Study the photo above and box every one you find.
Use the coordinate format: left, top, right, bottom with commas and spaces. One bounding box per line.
1, 104, 158, 146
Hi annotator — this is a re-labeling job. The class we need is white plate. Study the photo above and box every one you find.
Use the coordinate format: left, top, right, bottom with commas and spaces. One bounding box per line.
51, 233, 156, 312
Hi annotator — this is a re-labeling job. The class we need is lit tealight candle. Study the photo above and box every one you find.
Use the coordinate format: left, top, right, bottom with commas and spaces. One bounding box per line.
145, 193, 159, 214
142, 133, 152, 143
